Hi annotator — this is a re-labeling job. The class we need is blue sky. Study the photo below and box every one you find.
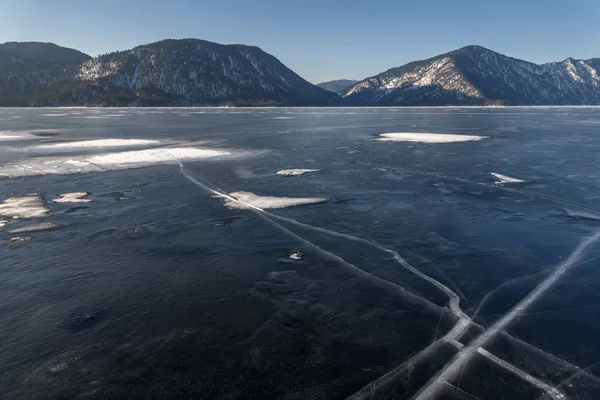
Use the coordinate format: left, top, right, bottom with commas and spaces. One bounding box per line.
1, 0, 599, 83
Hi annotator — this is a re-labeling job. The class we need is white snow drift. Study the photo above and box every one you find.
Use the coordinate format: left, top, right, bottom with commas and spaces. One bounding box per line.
276, 169, 320, 176
0, 147, 230, 178
0, 194, 50, 219
377, 132, 488, 143
491, 172, 525, 185
224, 191, 328, 210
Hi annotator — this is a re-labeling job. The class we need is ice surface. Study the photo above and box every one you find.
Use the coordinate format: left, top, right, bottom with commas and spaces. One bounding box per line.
224, 191, 328, 210
7, 222, 59, 233
34, 139, 160, 150
377, 132, 488, 143
0, 147, 230, 178
53, 192, 92, 203
491, 172, 525, 184
0, 194, 50, 219
276, 169, 320, 176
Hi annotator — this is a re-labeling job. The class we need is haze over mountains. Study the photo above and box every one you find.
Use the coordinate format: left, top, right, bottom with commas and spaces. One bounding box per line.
316, 79, 358, 94
0, 40, 599, 106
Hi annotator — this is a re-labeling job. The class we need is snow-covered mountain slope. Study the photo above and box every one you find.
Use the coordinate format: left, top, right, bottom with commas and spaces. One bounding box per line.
0, 42, 91, 77
0, 39, 341, 106
344, 46, 600, 106
316, 79, 358, 94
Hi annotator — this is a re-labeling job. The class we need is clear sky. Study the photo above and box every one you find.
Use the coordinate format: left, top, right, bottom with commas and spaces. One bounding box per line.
1, 0, 599, 83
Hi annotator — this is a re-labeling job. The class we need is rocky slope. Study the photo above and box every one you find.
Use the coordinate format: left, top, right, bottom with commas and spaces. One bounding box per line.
0, 42, 91, 77
0, 39, 341, 106
344, 46, 600, 106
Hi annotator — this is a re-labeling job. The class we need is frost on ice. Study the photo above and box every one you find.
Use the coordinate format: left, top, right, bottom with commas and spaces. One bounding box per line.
377, 132, 488, 143
224, 191, 328, 210
491, 172, 525, 185
0, 194, 50, 219
53, 192, 93, 203
276, 169, 320, 176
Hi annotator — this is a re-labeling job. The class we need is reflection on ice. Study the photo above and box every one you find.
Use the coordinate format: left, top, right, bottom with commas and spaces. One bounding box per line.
377, 132, 488, 143
224, 191, 328, 210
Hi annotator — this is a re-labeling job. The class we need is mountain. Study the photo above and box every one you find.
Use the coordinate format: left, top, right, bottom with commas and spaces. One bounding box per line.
0, 39, 341, 106
317, 79, 358, 94
0, 42, 91, 77
344, 45, 600, 106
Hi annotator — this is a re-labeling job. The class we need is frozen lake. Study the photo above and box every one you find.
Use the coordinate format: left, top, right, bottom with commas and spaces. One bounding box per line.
2, 107, 600, 399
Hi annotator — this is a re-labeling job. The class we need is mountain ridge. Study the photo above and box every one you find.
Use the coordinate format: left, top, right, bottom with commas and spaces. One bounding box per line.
0, 39, 340, 106
0, 41, 599, 106
343, 45, 600, 106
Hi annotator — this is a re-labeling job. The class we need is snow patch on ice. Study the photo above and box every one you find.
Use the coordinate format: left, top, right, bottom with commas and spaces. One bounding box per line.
0, 147, 230, 178
491, 172, 525, 185
53, 192, 92, 203
87, 148, 228, 167
0, 194, 50, 218
8, 222, 59, 233
563, 208, 600, 221
276, 169, 320, 176
0, 131, 26, 140
224, 191, 328, 210
377, 132, 488, 143
289, 251, 303, 260
35, 139, 160, 150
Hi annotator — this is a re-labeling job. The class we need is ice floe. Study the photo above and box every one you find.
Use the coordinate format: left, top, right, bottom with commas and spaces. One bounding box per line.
34, 139, 160, 150
224, 191, 328, 210
289, 251, 303, 260
7, 222, 59, 233
377, 132, 488, 143
491, 172, 525, 185
0, 219, 7, 228
0, 194, 50, 218
53, 192, 93, 203
0, 147, 230, 178
276, 169, 320, 176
